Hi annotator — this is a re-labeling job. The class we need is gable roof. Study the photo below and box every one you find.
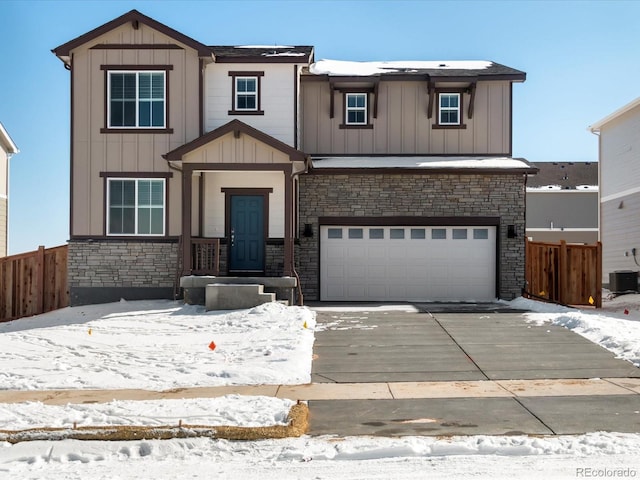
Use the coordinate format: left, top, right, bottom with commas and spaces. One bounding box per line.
527, 162, 598, 190
589, 97, 640, 133
210, 46, 314, 64
52, 9, 212, 61
163, 119, 308, 162
304, 59, 526, 82
0, 123, 19, 155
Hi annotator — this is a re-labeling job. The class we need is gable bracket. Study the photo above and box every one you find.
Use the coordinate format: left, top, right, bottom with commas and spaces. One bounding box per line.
373, 79, 380, 119
329, 81, 335, 119
467, 81, 477, 119
426, 78, 434, 119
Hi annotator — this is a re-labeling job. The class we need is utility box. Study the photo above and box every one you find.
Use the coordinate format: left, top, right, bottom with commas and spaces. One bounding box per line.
609, 270, 638, 293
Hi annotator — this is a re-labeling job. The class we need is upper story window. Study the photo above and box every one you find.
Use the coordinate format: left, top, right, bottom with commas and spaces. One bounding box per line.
108, 71, 165, 128
438, 93, 460, 125
101, 65, 173, 134
228, 71, 264, 115
107, 178, 165, 236
235, 77, 257, 110
345, 93, 367, 125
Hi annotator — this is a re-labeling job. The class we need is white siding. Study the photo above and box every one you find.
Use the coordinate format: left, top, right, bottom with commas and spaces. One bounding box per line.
205, 63, 295, 146
598, 103, 640, 282
599, 105, 640, 200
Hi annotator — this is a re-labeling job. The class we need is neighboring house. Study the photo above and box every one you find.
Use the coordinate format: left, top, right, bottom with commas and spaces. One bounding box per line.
0, 123, 19, 257
589, 97, 640, 284
526, 161, 598, 244
53, 10, 535, 305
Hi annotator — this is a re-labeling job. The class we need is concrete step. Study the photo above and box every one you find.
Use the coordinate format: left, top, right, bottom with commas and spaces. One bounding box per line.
205, 284, 276, 311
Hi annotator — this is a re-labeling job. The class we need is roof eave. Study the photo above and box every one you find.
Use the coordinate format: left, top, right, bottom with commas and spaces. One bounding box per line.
309, 166, 538, 175
589, 96, 640, 133
0, 123, 19, 154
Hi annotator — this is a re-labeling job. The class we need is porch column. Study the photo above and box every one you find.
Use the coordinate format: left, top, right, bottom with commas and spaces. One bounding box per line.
182, 164, 194, 275
284, 165, 294, 276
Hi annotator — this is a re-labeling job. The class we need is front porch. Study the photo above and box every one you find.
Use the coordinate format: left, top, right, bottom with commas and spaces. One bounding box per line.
180, 274, 298, 308
180, 237, 299, 306
162, 120, 308, 308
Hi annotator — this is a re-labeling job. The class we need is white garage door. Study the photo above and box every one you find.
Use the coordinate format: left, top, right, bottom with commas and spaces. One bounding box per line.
320, 225, 496, 302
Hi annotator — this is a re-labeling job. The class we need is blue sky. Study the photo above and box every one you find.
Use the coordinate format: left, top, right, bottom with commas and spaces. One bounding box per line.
2, 0, 639, 254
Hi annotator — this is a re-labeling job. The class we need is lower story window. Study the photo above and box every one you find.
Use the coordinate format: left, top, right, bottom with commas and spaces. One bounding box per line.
107, 178, 165, 235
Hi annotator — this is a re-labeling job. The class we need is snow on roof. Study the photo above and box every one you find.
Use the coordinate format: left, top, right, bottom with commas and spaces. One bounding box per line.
310, 59, 493, 76
527, 184, 598, 192
311, 156, 534, 170
235, 45, 294, 49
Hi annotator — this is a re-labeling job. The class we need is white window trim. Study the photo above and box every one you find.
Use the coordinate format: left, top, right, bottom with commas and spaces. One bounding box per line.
345, 93, 368, 125
107, 71, 167, 129
106, 178, 166, 236
438, 93, 461, 126
234, 76, 259, 111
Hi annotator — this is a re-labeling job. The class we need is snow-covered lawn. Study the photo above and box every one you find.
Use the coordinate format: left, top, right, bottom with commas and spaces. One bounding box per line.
1, 294, 640, 479
0, 300, 316, 390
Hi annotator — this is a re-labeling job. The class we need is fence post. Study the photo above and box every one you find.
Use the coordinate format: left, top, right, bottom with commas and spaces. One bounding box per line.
558, 240, 568, 305
596, 241, 603, 308
36, 246, 45, 315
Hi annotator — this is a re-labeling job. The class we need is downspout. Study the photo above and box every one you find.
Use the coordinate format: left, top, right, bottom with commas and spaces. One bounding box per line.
291, 160, 310, 306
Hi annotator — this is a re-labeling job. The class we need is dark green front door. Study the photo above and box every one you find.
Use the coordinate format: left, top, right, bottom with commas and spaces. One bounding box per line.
229, 195, 265, 272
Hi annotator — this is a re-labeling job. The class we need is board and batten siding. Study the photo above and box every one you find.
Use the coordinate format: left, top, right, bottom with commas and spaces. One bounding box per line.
598, 103, 640, 280
70, 22, 202, 237
205, 63, 297, 147
300, 80, 511, 155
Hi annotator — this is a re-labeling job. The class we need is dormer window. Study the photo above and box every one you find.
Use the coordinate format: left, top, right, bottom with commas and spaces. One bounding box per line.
438, 93, 460, 125
228, 71, 264, 115
345, 93, 367, 125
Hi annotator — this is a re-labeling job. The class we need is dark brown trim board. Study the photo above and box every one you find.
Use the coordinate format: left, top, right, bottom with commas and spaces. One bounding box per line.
318, 216, 501, 227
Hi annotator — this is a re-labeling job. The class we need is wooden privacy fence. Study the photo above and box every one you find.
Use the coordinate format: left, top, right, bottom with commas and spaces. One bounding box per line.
0, 245, 69, 322
525, 239, 602, 308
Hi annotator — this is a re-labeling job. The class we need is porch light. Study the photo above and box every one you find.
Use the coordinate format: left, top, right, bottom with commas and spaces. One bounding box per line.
303, 223, 314, 238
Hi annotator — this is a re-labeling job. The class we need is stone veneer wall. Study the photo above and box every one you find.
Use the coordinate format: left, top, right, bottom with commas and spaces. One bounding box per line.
68, 239, 179, 305
298, 173, 526, 301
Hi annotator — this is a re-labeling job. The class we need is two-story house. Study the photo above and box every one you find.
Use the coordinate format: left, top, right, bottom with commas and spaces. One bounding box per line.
590, 97, 640, 287
53, 10, 535, 306
526, 162, 598, 244
0, 122, 18, 257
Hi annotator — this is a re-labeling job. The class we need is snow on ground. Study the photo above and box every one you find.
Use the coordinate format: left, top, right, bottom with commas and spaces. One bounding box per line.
0, 300, 316, 390
1, 295, 640, 478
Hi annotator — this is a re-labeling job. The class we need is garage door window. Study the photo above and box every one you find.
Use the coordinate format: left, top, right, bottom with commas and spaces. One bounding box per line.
411, 228, 426, 239
369, 228, 384, 239
390, 228, 405, 239
348, 228, 364, 239
453, 229, 468, 239
328, 228, 342, 239
432, 228, 447, 239
474, 228, 489, 239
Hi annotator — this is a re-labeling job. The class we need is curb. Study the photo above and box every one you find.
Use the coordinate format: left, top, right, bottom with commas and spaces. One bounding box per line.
0, 402, 308, 444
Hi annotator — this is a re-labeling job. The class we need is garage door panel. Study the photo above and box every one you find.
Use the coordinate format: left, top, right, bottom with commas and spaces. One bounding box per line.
320, 225, 496, 301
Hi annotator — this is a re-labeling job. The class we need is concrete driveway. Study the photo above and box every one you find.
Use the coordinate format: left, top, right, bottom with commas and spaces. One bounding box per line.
307, 305, 640, 436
